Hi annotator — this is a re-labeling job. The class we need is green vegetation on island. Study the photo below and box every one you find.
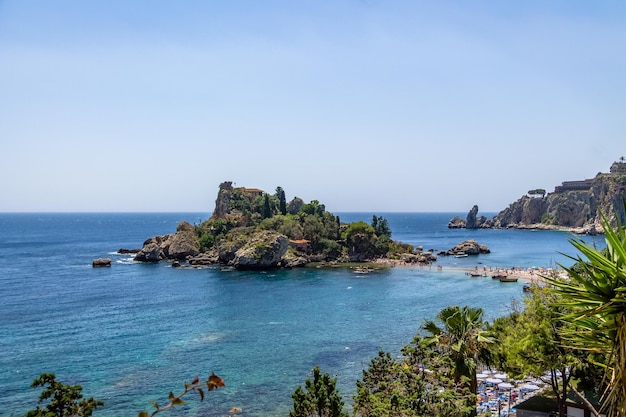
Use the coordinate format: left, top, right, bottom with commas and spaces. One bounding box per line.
134, 181, 432, 269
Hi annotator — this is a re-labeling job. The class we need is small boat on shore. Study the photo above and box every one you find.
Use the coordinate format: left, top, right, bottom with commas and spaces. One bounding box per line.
491, 274, 507, 279
470, 272, 483, 277
499, 276, 519, 283
454, 253, 469, 258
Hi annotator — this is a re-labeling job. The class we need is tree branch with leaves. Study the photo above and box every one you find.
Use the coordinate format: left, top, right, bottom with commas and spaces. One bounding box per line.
138, 373, 225, 417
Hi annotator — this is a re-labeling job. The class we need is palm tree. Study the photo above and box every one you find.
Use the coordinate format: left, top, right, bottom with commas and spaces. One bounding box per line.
423, 305, 493, 417
547, 208, 626, 417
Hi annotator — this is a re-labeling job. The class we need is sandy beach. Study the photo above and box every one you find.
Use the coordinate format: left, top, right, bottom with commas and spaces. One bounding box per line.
373, 258, 561, 284
452, 265, 559, 284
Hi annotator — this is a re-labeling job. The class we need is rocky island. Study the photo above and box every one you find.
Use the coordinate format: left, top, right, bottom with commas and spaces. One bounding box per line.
449, 158, 626, 234
134, 182, 438, 269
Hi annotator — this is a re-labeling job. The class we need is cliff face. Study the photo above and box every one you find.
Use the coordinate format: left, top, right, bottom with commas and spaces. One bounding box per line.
490, 173, 626, 233
212, 181, 233, 218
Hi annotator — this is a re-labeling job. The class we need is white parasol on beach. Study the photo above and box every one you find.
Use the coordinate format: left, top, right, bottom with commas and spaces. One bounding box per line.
494, 373, 508, 379
521, 384, 541, 391
477, 372, 489, 379
486, 378, 503, 384
498, 382, 514, 389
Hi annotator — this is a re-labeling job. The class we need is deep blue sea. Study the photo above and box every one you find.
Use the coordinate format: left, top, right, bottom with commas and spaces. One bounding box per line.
0, 212, 601, 416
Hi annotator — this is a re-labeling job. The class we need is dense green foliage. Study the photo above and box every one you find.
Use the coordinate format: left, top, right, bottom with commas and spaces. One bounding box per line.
354, 341, 473, 417
489, 287, 582, 417
290, 366, 349, 417
195, 186, 415, 264
25, 373, 104, 417
371, 216, 391, 239
422, 306, 492, 417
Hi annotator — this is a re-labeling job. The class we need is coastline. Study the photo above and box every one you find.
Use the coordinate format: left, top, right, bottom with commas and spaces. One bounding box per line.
373, 258, 558, 284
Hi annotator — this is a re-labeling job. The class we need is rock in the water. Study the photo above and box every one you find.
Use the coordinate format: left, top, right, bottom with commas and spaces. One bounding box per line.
400, 251, 437, 264
134, 221, 200, 262
92, 258, 111, 267
440, 240, 490, 256
117, 248, 140, 254
449, 205, 489, 229
448, 215, 466, 229
135, 240, 165, 262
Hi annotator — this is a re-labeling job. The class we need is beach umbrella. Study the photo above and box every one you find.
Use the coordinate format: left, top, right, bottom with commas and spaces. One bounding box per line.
486, 378, 503, 384
499, 382, 514, 389
522, 384, 540, 391
494, 373, 508, 379
477, 372, 489, 379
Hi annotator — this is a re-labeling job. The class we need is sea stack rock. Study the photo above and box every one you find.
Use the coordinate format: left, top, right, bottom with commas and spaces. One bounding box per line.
466, 205, 479, 229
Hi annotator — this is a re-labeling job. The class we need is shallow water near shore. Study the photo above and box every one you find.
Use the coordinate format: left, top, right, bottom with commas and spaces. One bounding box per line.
0, 212, 599, 416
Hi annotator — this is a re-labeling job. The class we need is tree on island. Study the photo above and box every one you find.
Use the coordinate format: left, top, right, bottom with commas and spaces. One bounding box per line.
371, 215, 391, 239
262, 193, 272, 219
276, 186, 287, 215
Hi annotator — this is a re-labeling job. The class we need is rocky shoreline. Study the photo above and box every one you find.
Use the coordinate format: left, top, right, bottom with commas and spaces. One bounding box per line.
449, 160, 626, 234
448, 205, 604, 236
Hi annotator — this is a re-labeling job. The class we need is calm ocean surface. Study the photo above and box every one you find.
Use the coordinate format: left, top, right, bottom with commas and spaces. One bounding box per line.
0, 212, 600, 416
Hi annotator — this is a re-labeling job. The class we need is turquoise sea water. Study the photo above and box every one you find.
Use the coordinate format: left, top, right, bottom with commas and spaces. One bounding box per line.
0, 213, 600, 416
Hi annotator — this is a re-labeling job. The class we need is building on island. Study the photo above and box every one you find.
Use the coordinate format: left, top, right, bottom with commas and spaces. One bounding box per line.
553, 179, 594, 193
237, 187, 264, 197
554, 158, 626, 194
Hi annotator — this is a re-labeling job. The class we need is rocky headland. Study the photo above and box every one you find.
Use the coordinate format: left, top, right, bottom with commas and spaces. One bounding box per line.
449, 159, 626, 234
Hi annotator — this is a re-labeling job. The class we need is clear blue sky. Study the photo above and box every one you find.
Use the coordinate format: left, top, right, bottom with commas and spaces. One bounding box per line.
1, 1, 625, 213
